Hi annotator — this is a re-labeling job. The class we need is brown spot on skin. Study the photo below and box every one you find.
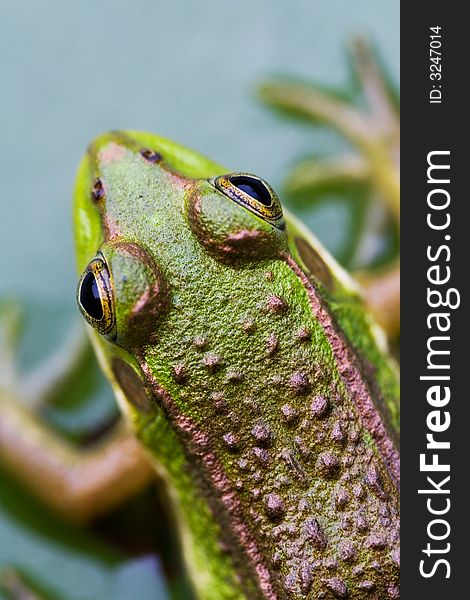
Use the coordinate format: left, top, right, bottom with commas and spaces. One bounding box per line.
300, 562, 314, 594
237, 458, 249, 471
379, 506, 390, 518
223, 433, 240, 452
203, 354, 222, 372
193, 336, 208, 350
265, 271, 274, 282
172, 363, 188, 384
334, 486, 350, 509
226, 370, 244, 383
324, 577, 348, 598
227, 411, 241, 427
349, 427, 360, 443
365, 465, 388, 500
275, 475, 291, 488
211, 391, 227, 413
243, 320, 256, 334
338, 542, 357, 563
301, 418, 313, 432
310, 395, 329, 418
253, 447, 270, 464
324, 557, 338, 570
251, 422, 272, 446
286, 523, 297, 536
303, 518, 327, 549
285, 571, 297, 592
288, 372, 311, 396
266, 332, 279, 356
244, 397, 261, 414
264, 494, 285, 522
317, 452, 340, 479
331, 420, 346, 444
359, 581, 375, 591
267, 295, 288, 315
356, 515, 369, 532
269, 374, 282, 386
280, 404, 298, 425
353, 483, 366, 500
296, 327, 312, 343
366, 534, 388, 550
294, 437, 311, 460
271, 551, 282, 568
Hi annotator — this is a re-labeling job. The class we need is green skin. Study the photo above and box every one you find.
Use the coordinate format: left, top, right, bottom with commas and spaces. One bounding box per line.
74, 131, 400, 600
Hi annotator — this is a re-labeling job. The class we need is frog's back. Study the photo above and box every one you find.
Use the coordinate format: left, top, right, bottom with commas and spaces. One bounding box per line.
75, 131, 399, 599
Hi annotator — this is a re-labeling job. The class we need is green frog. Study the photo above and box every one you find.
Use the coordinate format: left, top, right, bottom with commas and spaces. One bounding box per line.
0, 130, 399, 600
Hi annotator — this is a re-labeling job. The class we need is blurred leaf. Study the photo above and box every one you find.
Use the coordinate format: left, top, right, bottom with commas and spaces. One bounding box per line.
0, 466, 171, 600
259, 38, 400, 272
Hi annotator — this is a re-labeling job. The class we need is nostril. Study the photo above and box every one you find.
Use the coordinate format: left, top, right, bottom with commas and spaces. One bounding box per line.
140, 148, 163, 164
92, 178, 105, 202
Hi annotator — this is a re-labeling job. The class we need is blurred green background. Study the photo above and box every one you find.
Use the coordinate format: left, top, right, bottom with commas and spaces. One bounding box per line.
0, 1, 398, 599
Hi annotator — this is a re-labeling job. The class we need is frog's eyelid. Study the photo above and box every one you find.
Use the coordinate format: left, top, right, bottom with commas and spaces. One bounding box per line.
210, 173, 285, 230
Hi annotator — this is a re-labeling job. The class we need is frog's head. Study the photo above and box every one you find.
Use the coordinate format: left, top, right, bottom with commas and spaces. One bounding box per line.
74, 131, 288, 353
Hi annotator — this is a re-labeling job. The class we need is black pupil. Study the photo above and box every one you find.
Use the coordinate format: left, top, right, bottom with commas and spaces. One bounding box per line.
229, 175, 272, 207
80, 271, 103, 320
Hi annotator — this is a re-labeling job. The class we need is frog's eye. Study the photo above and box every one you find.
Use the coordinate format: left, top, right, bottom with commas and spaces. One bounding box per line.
186, 177, 287, 264
77, 257, 114, 335
77, 242, 169, 349
212, 173, 284, 230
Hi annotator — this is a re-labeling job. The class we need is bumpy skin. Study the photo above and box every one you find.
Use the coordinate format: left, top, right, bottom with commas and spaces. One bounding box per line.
74, 131, 399, 600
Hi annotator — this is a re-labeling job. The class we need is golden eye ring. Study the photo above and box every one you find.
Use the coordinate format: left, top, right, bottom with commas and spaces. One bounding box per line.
77, 256, 114, 335
211, 173, 284, 230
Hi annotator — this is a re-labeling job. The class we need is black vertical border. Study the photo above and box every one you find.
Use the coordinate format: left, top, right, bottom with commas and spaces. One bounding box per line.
401, 4, 467, 598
